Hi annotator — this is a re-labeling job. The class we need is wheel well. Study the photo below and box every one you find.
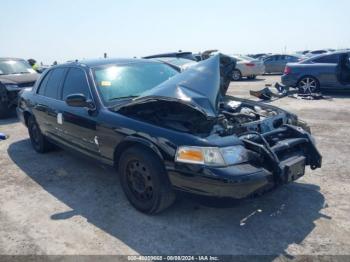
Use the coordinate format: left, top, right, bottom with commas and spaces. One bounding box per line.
113, 141, 164, 169
23, 111, 32, 127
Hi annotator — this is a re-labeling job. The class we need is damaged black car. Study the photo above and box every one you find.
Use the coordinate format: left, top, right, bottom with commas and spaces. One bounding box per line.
17, 55, 322, 214
0, 58, 39, 118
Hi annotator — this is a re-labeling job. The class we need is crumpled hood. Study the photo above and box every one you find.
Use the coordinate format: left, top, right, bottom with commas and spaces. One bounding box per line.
0, 73, 39, 85
122, 55, 222, 118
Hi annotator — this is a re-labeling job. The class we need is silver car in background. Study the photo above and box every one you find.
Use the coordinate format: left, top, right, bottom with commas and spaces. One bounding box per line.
263, 54, 300, 74
151, 57, 197, 71
231, 55, 265, 80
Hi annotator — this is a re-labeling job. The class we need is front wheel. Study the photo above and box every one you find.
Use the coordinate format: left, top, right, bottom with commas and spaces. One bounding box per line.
118, 146, 175, 214
298, 76, 320, 94
232, 70, 242, 81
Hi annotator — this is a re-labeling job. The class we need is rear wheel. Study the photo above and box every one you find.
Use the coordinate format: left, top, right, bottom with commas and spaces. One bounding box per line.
247, 75, 256, 80
118, 146, 175, 214
232, 70, 242, 81
28, 115, 54, 153
298, 76, 320, 94
0, 101, 10, 119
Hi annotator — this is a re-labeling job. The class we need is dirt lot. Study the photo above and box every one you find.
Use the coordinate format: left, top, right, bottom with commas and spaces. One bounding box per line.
1, 75, 350, 257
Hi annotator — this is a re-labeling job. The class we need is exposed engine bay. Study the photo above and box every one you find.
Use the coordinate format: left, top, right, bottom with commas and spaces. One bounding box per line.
117, 97, 291, 137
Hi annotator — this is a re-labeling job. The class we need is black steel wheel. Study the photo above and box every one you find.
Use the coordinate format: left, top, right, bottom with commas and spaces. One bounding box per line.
118, 146, 175, 214
126, 160, 154, 202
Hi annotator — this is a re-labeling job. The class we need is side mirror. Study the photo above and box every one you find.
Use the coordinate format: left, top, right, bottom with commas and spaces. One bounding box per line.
65, 94, 95, 110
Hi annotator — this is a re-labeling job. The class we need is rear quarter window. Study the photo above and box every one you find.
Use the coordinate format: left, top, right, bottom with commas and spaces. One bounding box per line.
313, 54, 340, 64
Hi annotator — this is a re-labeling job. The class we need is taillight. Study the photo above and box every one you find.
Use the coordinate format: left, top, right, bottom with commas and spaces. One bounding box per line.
245, 63, 255, 67
284, 66, 291, 74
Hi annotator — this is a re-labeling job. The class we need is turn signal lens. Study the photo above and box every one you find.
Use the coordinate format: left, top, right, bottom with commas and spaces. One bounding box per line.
176, 147, 204, 164
175, 146, 225, 166
175, 146, 249, 166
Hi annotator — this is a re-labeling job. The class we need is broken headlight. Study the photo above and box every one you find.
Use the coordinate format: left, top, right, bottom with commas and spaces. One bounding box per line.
175, 145, 248, 166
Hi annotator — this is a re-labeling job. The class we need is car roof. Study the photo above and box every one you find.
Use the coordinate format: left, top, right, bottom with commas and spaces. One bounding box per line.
55, 58, 162, 68
143, 52, 193, 59
0, 57, 27, 61
304, 50, 350, 61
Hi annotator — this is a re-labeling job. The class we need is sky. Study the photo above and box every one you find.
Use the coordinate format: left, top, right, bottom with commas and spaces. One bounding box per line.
1, 0, 349, 64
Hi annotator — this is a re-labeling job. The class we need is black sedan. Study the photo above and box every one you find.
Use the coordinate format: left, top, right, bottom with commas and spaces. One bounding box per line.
282, 51, 350, 93
17, 55, 322, 214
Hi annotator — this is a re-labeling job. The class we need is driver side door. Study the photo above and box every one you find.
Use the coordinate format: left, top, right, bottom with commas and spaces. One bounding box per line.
56, 67, 100, 159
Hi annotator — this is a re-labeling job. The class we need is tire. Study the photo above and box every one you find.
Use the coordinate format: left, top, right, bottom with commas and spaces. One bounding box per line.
0, 101, 10, 119
297, 76, 320, 94
118, 146, 176, 214
27, 115, 54, 153
232, 69, 242, 81
247, 75, 256, 80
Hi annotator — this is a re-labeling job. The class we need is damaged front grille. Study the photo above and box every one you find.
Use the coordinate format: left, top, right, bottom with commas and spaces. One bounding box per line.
240, 124, 322, 184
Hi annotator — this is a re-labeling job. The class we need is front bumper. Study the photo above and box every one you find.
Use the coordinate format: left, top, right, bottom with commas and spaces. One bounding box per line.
168, 125, 322, 199
168, 163, 275, 198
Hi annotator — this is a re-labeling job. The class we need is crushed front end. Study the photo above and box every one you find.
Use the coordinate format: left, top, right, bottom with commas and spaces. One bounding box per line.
168, 123, 321, 199
166, 99, 322, 199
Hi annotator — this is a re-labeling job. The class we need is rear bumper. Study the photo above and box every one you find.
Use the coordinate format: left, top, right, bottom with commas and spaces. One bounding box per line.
241, 66, 265, 77
168, 125, 322, 199
281, 74, 298, 87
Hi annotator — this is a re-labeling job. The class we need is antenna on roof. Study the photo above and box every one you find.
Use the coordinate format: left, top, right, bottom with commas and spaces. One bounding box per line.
104, 53, 108, 59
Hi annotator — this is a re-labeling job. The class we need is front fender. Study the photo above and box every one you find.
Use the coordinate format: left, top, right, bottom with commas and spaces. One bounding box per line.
113, 136, 166, 168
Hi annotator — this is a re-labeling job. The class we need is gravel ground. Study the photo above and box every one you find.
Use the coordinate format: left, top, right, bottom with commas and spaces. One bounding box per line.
0, 75, 350, 257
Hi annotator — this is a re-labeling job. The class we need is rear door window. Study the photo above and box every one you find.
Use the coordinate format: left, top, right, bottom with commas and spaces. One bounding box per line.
61, 68, 91, 100
43, 68, 66, 99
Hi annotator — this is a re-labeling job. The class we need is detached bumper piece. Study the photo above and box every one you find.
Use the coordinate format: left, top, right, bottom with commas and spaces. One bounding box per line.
241, 124, 322, 184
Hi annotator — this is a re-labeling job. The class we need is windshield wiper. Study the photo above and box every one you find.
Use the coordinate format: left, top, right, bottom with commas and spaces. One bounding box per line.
109, 95, 138, 101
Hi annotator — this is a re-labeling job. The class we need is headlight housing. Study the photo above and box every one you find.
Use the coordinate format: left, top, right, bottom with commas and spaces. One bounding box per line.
175, 145, 249, 166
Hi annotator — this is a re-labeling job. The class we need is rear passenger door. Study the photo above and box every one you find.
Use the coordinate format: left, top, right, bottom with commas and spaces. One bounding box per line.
57, 67, 99, 158
264, 56, 275, 73
33, 68, 67, 140
268, 55, 281, 73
